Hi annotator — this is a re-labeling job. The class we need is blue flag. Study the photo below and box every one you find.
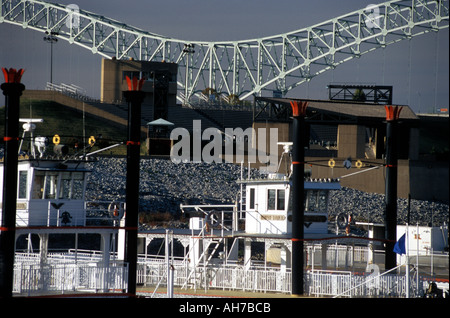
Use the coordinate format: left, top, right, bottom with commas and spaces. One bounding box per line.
394, 233, 406, 255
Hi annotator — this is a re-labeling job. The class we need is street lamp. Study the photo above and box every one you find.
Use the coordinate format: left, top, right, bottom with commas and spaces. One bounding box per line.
183, 44, 195, 105
43, 31, 59, 84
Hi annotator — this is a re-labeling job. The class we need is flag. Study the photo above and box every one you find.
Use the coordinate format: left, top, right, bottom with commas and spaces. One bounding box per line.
394, 233, 406, 255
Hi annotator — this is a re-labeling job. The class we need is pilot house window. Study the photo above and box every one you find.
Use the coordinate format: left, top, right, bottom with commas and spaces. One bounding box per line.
32, 171, 85, 200
249, 188, 255, 209
306, 190, 328, 212
267, 189, 285, 210
18, 171, 28, 199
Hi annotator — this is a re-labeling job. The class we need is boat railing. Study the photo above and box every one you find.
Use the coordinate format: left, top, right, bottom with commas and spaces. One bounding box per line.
325, 265, 411, 298
13, 261, 129, 296
15, 250, 124, 265
137, 254, 187, 266
14, 200, 125, 227
180, 203, 240, 235
136, 261, 292, 294
85, 200, 125, 227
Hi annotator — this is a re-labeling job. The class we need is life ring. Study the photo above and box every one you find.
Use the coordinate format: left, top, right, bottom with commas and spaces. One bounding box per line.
108, 202, 123, 219
53, 134, 60, 145
345, 224, 351, 235
328, 158, 335, 168
88, 136, 96, 146
206, 211, 221, 229
355, 160, 363, 169
336, 213, 348, 229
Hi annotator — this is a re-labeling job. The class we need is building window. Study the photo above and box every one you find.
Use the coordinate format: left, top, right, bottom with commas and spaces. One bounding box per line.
267, 189, 285, 211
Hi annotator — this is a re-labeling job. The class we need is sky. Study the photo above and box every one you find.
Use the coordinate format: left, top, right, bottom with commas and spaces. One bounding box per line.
0, 0, 448, 113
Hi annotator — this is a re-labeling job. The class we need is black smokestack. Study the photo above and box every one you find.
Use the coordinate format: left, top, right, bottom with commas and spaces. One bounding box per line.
290, 100, 308, 296
384, 105, 402, 270
123, 76, 145, 297
0, 68, 25, 298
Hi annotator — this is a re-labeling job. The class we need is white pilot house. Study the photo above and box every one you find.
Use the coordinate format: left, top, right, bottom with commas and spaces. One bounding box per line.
243, 176, 340, 236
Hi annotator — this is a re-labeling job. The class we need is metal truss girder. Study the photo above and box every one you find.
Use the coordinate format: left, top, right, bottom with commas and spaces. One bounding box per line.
1, 0, 448, 104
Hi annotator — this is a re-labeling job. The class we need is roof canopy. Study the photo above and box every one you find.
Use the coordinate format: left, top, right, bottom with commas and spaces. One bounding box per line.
147, 118, 174, 126
254, 97, 419, 126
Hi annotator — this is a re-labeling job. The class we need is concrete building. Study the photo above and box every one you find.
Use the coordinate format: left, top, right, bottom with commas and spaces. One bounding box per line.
100, 58, 178, 121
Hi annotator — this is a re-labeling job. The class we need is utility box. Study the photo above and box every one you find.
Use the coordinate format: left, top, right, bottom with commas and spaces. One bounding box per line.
189, 217, 204, 230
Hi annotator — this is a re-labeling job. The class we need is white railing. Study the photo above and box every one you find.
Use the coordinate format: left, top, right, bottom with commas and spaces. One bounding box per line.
307, 244, 372, 269
137, 261, 292, 295
209, 267, 292, 293
15, 250, 107, 265
137, 255, 439, 298
307, 270, 354, 297
307, 267, 416, 298
14, 251, 442, 297
13, 262, 128, 296
45, 82, 100, 103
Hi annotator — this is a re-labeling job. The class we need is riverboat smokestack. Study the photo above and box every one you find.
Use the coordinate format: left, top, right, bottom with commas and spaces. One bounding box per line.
123, 76, 145, 296
0, 68, 25, 298
290, 100, 308, 296
384, 105, 402, 270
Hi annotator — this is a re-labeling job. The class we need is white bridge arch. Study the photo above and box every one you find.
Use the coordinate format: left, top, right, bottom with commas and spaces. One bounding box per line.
0, 0, 448, 104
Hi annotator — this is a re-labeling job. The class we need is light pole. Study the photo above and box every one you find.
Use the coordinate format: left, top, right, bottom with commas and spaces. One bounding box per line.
43, 31, 58, 84
182, 44, 195, 105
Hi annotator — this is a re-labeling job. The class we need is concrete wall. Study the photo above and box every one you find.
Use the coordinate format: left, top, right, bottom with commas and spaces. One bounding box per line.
409, 160, 449, 202
308, 157, 448, 203
337, 125, 366, 158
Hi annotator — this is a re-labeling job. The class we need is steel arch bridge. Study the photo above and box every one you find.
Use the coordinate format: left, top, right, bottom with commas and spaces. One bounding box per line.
1, 0, 448, 105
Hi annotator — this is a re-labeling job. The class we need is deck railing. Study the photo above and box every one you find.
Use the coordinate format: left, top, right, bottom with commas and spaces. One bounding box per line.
13, 254, 445, 297
136, 259, 441, 297
13, 262, 128, 296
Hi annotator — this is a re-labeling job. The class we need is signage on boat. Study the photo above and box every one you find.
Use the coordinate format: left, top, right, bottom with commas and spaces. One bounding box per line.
260, 214, 286, 221
17, 202, 27, 210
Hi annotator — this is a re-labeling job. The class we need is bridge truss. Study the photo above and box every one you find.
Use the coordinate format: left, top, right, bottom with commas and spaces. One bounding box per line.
1, 0, 448, 104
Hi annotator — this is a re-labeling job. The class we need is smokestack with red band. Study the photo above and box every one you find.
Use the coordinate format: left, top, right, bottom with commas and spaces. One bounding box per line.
384, 105, 402, 270
290, 100, 308, 296
123, 76, 145, 297
1, 68, 25, 298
